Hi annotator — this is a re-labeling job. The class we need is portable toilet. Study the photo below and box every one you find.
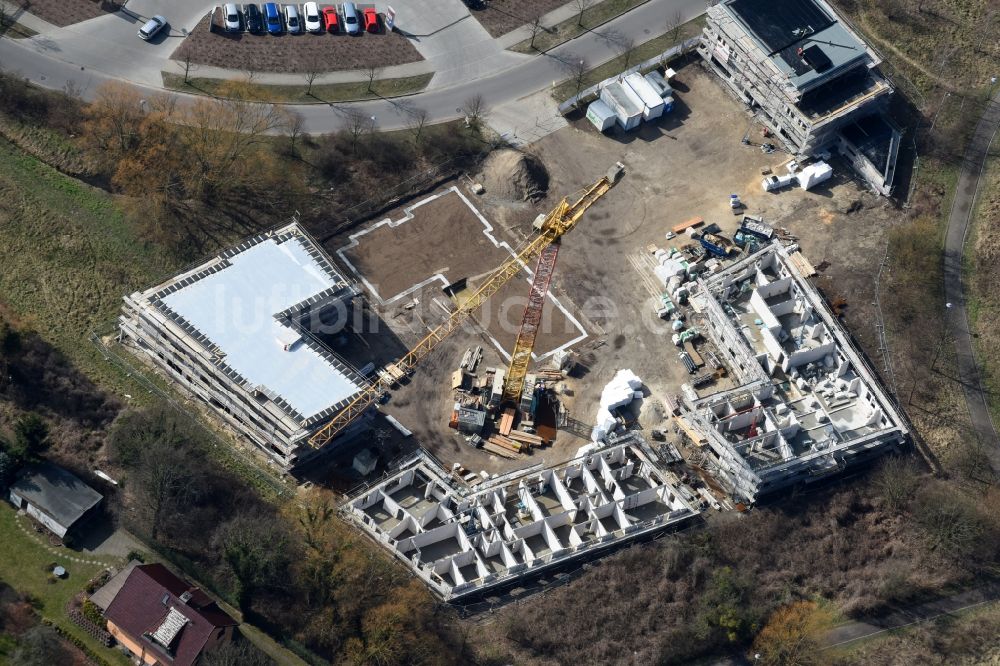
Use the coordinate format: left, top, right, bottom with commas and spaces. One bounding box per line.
586, 99, 616, 132
600, 81, 643, 131
662, 95, 675, 114
624, 72, 664, 120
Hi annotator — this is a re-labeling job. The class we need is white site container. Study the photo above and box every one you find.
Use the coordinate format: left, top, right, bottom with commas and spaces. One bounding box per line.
644, 70, 673, 99
624, 72, 665, 120
600, 81, 643, 131
796, 161, 834, 190
586, 99, 616, 132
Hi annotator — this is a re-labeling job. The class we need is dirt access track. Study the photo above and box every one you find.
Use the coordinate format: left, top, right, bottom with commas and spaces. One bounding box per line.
336, 186, 585, 362
171, 10, 423, 72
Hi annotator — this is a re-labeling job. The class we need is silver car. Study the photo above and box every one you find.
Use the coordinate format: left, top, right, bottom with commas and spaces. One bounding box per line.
137, 15, 167, 40
342, 2, 359, 34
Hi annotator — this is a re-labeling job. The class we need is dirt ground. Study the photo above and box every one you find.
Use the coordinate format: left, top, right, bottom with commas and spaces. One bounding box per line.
324, 60, 916, 482
12, 0, 119, 27
338, 189, 511, 303
171, 11, 424, 73
468, 0, 567, 38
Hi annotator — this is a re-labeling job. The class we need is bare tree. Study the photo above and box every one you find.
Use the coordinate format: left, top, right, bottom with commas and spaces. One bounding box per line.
302, 60, 322, 97
462, 93, 487, 133
613, 33, 638, 70
285, 109, 305, 155
666, 8, 684, 43
178, 54, 196, 85
346, 108, 368, 151
406, 105, 429, 145
529, 17, 545, 50
565, 57, 589, 101
366, 65, 384, 94
572, 0, 593, 27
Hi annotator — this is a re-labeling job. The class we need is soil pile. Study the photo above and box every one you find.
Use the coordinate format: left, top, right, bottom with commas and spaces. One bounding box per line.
478, 149, 549, 202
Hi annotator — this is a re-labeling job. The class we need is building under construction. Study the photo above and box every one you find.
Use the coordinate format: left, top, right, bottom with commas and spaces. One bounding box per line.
699, 0, 901, 195
682, 243, 908, 501
118, 223, 370, 470
347, 434, 699, 601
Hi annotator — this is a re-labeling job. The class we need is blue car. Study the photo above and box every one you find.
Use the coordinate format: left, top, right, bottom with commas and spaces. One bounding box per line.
264, 2, 282, 33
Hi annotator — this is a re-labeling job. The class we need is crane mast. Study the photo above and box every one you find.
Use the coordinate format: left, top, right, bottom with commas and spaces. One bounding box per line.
307, 168, 622, 449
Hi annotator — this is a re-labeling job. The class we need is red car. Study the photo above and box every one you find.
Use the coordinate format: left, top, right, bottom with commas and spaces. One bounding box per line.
362, 7, 378, 33
322, 5, 338, 32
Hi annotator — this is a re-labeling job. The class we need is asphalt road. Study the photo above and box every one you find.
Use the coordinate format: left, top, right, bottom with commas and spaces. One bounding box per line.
821, 580, 1000, 650
0, 0, 706, 133
943, 90, 1000, 471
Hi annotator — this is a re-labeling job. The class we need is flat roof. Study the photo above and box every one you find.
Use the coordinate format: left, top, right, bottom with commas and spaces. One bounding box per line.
723, 0, 869, 91
153, 227, 364, 422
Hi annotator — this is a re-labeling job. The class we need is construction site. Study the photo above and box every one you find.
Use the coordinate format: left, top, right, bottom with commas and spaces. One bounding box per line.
117, 2, 914, 601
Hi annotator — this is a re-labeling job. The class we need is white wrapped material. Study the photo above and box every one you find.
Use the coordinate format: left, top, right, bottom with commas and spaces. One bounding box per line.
590, 370, 644, 441
654, 265, 671, 286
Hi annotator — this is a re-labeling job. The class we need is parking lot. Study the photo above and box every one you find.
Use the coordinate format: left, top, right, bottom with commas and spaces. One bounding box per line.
320, 60, 899, 479
170, 4, 423, 71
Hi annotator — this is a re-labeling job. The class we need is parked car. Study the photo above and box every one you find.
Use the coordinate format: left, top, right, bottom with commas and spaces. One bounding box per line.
284, 4, 302, 33
137, 15, 167, 40
362, 6, 378, 32
264, 2, 283, 33
223, 3, 242, 32
342, 2, 359, 34
321, 4, 338, 32
244, 3, 263, 32
303, 1, 322, 32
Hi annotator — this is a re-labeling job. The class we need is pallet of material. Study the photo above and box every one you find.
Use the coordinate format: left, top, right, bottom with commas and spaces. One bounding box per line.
508, 431, 544, 447
683, 340, 704, 367
489, 435, 527, 454
498, 408, 515, 436
482, 441, 519, 459
672, 216, 704, 234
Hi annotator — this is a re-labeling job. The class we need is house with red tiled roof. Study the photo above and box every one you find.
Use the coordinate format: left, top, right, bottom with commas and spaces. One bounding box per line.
97, 563, 237, 666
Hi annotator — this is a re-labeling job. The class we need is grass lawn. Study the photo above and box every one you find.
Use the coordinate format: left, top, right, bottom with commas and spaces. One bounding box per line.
161, 71, 433, 103
0, 503, 130, 665
0, 138, 176, 396
550, 19, 703, 101
510, 0, 650, 54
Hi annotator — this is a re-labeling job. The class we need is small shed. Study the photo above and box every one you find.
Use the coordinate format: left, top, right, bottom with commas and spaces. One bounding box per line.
455, 407, 487, 435
8, 463, 103, 540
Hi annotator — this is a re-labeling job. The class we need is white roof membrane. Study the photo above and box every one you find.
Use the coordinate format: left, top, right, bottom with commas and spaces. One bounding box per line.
161, 235, 362, 421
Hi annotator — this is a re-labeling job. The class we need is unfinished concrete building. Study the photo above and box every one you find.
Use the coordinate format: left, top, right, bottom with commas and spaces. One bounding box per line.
699, 0, 900, 195
685, 244, 907, 501
119, 223, 370, 470
347, 435, 699, 601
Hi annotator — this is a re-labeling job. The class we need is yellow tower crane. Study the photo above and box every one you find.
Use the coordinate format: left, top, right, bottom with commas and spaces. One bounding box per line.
307, 165, 623, 449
